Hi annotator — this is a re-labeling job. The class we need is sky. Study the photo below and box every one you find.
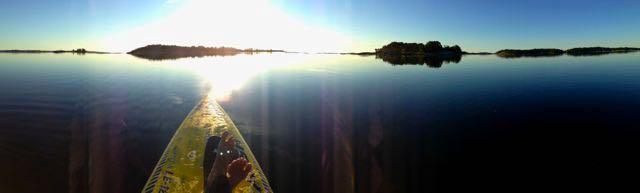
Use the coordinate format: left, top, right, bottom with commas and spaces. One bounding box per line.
1, 0, 639, 52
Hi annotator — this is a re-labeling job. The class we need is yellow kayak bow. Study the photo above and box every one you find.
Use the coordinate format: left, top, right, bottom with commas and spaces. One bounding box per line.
141, 96, 272, 193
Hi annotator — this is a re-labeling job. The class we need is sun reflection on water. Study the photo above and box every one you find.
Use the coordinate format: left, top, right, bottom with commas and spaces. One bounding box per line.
163, 53, 342, 101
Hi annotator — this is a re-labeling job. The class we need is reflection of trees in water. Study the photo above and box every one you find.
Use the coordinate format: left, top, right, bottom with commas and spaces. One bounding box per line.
375, 54, 462, 68
130, 52, 240, 60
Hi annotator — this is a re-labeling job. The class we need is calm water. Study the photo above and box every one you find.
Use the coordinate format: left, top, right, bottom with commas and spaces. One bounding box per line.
1, 52, 639, 193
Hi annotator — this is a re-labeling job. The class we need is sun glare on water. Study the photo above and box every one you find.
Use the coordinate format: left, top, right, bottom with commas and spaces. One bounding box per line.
102, 0, 352, 53
163, 53, 341, 101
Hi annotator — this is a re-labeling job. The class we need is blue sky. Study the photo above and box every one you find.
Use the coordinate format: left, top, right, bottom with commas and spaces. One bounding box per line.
1, 0, 639, 52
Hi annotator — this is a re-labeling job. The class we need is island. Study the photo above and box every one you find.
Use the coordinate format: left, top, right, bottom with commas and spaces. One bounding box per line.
339, 52, 376, 56
496, 49, 564, 58
566, 47, 640, 56
0, 48, 113, 54
373, 41, 463, 68
495, 47, 640, 58
127, 44, 285, 60
375, 41, 463, 56
463, 52, 494, 55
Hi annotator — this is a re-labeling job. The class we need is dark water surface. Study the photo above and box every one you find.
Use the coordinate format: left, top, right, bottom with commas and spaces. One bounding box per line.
1, 53, 639, 193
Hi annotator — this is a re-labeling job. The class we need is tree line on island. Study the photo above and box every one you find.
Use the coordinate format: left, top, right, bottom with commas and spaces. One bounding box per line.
371, 41, 640, 60
372, 41, 464, 68
496, 47, 640, 58
566, 47, 640, 56
375, 41, 463, 56
127, 44, 285, 60
0, 48, 112, 54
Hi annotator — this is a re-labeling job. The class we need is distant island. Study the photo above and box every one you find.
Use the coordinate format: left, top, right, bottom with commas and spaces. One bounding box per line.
128, 44, 285, 60
339, 52, 376, 56
0, 48, 114, 54
566, 47, 640, 56
496, 49, 564, 58
372, 41, 464, 67
464, 52, 494, 55
496, 47, 640, 58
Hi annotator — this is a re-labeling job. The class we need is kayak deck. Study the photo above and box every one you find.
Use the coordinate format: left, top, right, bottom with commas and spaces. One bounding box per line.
141, 96, 272, 193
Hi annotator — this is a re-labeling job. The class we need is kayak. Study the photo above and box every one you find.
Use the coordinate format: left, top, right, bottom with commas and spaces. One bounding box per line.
141, 96, 272, 193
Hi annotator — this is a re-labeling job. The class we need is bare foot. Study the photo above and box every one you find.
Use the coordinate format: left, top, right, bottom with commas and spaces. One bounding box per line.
227, 158, 252, 189
207, 132, 239, 184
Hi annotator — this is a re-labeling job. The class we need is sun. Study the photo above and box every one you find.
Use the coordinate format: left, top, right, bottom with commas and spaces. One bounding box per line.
101, 0, 352, 53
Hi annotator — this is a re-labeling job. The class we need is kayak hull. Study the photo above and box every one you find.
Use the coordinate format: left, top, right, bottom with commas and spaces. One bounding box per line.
141, 96, 272, 193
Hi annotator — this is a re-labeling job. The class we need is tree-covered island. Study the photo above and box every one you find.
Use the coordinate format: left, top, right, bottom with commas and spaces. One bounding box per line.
127, 45, 285, 60
373, 41, 464, 67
